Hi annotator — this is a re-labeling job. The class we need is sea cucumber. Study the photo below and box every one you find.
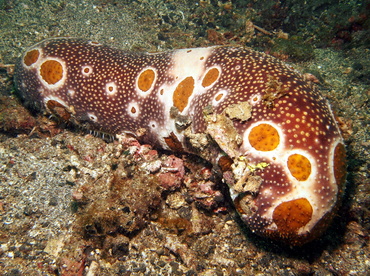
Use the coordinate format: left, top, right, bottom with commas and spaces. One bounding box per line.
14, 38, 347, 246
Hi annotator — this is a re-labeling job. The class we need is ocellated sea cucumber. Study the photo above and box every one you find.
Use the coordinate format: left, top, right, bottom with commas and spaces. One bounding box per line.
14, 38, 347, 246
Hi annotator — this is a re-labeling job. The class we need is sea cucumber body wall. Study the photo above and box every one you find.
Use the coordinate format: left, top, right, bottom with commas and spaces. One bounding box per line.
15, 38, 347, 246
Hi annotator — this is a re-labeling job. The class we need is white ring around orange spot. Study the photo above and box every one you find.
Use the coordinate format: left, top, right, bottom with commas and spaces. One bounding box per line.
242, 121, 286, 162
43, 96, 69, 112
105, 81, 118, 96
37, 57, 67, 89
135, 67, 157, 96
87, 40, 102, 46
328, 138, 346, 192
250, 94, 261, 105
81, 65, 93, 76
201, 66, 221, 88
127, 102, 139, 118
212, 89, 228, 106
87, 112, 98, 122
22, 47, 43, 68
283, 149, 316, 183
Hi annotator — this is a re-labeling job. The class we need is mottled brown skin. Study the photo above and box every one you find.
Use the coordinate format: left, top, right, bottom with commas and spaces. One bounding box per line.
15, 38, 346, 246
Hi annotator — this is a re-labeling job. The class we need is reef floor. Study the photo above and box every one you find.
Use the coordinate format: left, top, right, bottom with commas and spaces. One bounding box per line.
0, 0, 369, 275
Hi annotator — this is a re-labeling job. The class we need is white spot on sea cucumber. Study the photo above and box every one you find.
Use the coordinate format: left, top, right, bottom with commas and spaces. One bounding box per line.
250, 94, 261, 105
43, 95, 68, 108
149, 121, 157, 129
82, 65, 93, 76
157, 86, 168, 103
105, 82, 117, 96
127, 102, 139, 118
212, 90, 228, 106
88, 41, 102, 46
170, 47, 213, 80
87, 113, 98, 122
67, 89, 75, 97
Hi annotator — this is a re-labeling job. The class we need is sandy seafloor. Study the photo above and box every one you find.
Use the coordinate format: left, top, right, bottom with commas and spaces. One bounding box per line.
0, 0, 369, 275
